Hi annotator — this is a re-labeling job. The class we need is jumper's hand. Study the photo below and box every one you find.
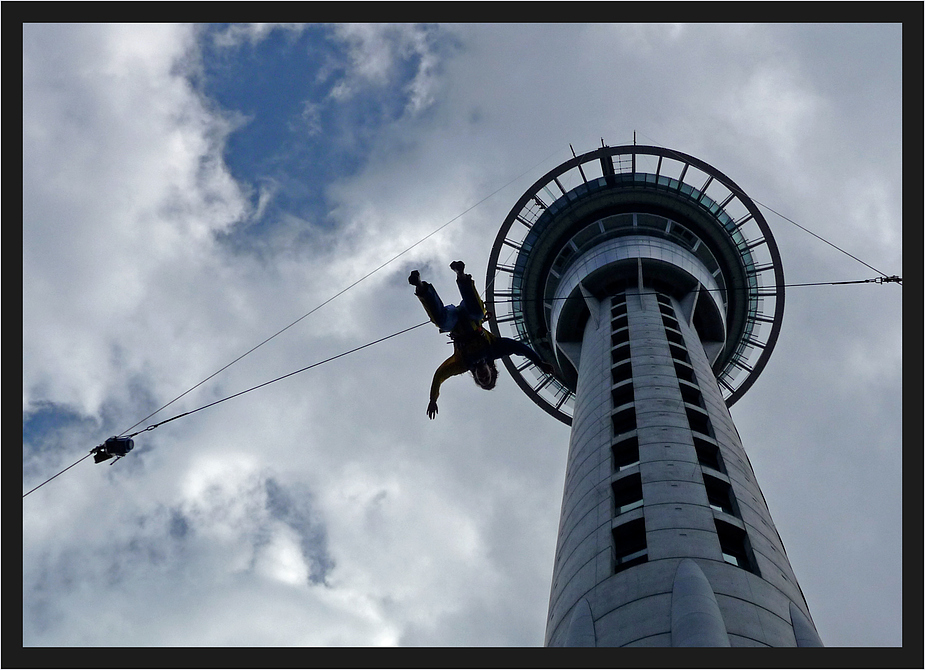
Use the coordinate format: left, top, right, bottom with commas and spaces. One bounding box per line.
539, 362, 555, 375
427, 400, 439, 420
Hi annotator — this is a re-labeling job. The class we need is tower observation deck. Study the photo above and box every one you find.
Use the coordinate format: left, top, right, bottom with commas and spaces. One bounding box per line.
485, 144, 823, 646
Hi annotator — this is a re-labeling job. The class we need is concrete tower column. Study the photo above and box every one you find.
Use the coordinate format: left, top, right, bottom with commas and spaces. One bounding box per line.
545, 282, 821, 646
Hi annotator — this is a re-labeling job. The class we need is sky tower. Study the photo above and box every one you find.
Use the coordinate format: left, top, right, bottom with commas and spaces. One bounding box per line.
485, 144, 823, 647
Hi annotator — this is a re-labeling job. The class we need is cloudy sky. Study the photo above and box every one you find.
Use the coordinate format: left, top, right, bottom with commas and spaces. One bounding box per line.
23, 23, 903, 647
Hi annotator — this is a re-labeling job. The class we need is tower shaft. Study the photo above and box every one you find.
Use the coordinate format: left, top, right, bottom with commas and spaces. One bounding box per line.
546, 285, 821, 646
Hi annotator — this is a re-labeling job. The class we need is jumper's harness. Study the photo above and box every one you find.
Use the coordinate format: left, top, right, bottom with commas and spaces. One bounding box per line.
447, 312, 494, 368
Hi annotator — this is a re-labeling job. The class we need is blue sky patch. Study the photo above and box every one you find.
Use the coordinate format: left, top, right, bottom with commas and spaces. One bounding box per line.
196, 24, 436, 254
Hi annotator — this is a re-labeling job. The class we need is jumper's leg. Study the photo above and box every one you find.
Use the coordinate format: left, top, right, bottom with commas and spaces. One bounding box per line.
454, 269, 487, 323
410, 271, 457, 331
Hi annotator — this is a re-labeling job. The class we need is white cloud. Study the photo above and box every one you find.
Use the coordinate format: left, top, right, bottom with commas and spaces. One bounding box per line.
840, 172, 903, 253
23, 24, 248, 417
210, 22, 306, 49
327, 23, 442, 117
719, 63, 823, 164
23, 23, 902, 648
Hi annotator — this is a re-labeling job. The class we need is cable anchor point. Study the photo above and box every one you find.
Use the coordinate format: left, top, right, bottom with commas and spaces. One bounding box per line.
875, 275, 902, 285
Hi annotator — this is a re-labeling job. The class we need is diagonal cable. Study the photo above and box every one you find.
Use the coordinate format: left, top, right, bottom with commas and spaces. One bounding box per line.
751, 199, 890, 278
120, 146, 567, 436
26, 320, 431, 498
633, 131, 895, 280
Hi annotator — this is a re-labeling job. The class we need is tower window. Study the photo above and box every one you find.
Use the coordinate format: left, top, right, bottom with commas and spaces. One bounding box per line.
612, 342, 631, 365
665, 328, 685, 347
612, 407, 637, 437
612, 436, 640, 472
679, 382, 705, 409
613, 517, 648, 573
694, 436, 725, 473
612, 327, 630, 348
669, 342, 690, 364
715, 519, 760, 576
612, 361, 632, 384
674, 361, 697, 385
612, 472, 644, 516
703, 473, 738, 516
686, 406, 713, 437
612, 313, 628, 331
611, 382, 634, 409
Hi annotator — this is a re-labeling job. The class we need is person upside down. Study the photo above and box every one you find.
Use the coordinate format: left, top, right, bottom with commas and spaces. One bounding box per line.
409, 261, 554, 419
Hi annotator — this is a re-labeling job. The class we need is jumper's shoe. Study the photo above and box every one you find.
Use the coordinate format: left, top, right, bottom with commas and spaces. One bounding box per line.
449, 261, 465, 274
408, 270, 421, 286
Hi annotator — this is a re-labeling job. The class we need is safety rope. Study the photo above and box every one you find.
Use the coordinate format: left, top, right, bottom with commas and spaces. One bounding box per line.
489, 276, 902, 307
118, 146, 566, 439
22, 453, 94, 499
23, 320, 431, 498
751, 199, 895, 281
123, 320, 429, 438
633, 131, 900, 284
